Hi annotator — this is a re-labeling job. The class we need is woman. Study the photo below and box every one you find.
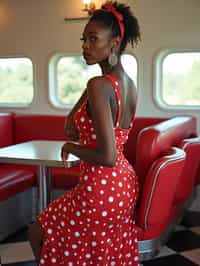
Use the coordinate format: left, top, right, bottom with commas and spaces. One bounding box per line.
29, 1, 141, 265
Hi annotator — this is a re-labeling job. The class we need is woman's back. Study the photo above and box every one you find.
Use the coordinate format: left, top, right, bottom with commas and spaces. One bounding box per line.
106, 71, 137, 130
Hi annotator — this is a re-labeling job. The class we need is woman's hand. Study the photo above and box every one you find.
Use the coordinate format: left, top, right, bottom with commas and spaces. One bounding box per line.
61, 142, 70, 167
64, 115, 79, 141
61, 141, 79, 167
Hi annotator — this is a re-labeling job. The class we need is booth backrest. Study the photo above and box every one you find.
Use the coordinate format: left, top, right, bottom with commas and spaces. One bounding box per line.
124, 117, 166, 166
135, 116, 197, 187
175, 137, 200, 203
14, 114, 68, 144
195, 169, 200, 185
137, 147, 186, 238
0, 113, 14, 148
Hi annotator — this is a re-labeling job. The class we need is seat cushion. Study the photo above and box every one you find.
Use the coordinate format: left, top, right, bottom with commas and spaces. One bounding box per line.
0, 166, 35, 201
51, 165, 80, 189
195, 170, 200, 185
2, 164, 80, 190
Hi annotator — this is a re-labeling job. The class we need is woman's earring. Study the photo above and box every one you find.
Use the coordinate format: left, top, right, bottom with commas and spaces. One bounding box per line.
108, 48, 118, 67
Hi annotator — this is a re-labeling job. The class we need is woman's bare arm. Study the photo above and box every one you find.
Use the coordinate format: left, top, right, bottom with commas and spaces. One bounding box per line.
61, 77, 117, 167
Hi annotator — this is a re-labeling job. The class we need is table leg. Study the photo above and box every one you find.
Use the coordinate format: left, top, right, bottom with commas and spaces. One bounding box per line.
38, 165, 52, 213
46, 167, 52, 204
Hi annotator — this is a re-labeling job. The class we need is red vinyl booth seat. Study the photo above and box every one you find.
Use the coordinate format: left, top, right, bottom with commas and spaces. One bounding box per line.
14, 114, 68, 143
195, 169, 200, 185
0, 113, 197, 203
137, 147, 186, 240
0, 112, 199, 258
175, 137, 200, 203
51, 166, 80, 189
13, 114, 80, 190
0, 165, 35, 201
124, 117, 165, 167
129, 115, 199, 248
0, 113, 13, 148
135, 116, 196, 189
0, 113, 80, 199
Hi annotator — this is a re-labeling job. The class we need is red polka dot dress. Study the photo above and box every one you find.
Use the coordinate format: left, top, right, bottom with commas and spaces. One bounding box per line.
38, 74, 140, 266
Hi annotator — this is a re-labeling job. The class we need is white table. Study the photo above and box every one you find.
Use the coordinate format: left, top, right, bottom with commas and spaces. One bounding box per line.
0, 140, 79, 212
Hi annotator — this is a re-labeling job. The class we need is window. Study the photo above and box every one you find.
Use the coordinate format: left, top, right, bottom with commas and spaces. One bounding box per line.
158, 52, 200, 108
0, 57, 34, 106
56, 56, 101, 106
50, 54, 137, 107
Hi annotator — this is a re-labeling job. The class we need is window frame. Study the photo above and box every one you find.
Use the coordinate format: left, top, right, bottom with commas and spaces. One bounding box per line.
154, 49, 200, 111
0, 55, 35, 108
49, 52, 139, 109
49, 53, 84, 109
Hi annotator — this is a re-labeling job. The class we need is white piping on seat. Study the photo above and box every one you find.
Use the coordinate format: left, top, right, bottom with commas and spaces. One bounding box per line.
144, 148, 185, 229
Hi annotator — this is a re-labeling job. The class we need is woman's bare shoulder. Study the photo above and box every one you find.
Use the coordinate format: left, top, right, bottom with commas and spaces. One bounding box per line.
87, 75, 112, 96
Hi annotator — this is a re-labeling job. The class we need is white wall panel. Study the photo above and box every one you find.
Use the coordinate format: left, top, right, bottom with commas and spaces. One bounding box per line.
0, 0, 199, 131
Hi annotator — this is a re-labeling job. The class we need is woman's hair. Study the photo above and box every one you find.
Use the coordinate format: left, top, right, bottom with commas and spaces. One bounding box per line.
90, 1, 141, 53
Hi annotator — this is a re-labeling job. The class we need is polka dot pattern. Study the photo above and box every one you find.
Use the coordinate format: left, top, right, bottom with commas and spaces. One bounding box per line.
38, 74, 139, 265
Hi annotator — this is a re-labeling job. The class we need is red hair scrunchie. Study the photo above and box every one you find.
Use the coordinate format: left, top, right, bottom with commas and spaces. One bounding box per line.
101, 3, 125, 40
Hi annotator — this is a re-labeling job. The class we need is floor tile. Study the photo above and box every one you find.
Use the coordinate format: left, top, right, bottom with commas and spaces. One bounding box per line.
191, 227, 200, 235
0, 211, 199, 266
142, 254, 199, 266
2, 262, 36, 266
174, 224, 188, 231
0, 241, 34, 264
155, 246, 176, 258
1, 227, 28, 244
181, 249, 200, 266
181, 211, 200, 227
167, 230, 200, 252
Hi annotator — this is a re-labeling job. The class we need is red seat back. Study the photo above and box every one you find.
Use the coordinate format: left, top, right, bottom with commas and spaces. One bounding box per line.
135, 116, 196, 187
14, 114, 68, 143
0, 112, 14, 148
175, 137, 200, 202
137, 147, 186, 240
124, 117, 166, 166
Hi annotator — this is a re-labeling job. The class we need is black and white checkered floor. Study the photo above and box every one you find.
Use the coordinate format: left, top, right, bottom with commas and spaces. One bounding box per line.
0, 210, 200, 266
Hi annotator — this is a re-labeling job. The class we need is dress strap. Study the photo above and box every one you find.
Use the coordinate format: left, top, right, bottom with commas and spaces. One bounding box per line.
104, 74, 122, 128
